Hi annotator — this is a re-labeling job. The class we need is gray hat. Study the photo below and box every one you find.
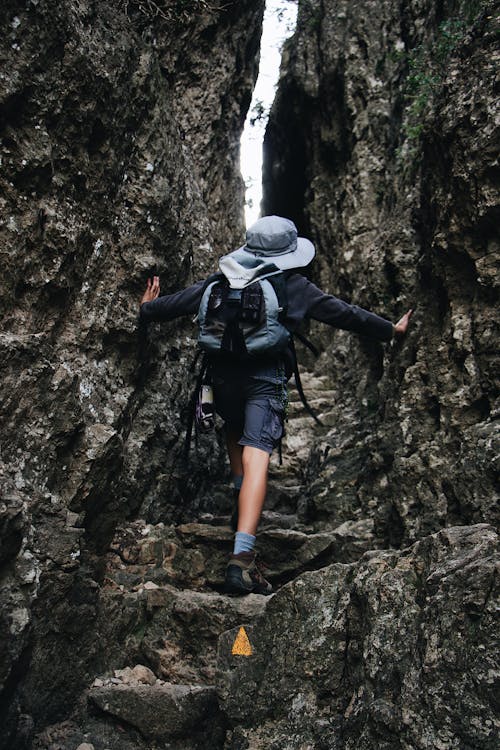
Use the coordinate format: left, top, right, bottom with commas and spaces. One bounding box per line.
219, 215, 315, 289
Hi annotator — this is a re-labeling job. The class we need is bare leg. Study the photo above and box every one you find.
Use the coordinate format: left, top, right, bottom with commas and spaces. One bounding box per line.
237, 446, 270, 536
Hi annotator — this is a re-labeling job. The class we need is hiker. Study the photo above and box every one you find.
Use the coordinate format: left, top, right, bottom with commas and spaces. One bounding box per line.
139, 215, 412, 596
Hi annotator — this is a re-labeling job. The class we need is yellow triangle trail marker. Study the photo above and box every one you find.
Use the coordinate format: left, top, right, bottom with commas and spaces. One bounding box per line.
231, 626, 253, 656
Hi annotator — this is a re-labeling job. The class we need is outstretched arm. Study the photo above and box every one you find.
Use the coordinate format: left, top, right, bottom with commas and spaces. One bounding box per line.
141, 275, 160, 305
287, 275, 412, 341
393, 309, 413, 338
139, 276, 205, 323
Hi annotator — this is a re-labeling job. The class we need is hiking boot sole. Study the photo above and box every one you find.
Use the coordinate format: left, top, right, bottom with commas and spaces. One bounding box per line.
225, 567, 273, 596
224, 582, 273, 597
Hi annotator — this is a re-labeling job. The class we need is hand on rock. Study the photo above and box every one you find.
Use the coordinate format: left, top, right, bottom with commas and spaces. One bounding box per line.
394, 309, 413, 338
141, 276, 160, 305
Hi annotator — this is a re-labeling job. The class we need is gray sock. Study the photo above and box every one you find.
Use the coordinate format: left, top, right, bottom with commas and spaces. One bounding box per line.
233, 531, 255, 555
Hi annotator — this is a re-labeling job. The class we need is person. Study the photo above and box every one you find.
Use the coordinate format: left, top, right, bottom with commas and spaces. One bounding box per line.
139, 215, 412, 596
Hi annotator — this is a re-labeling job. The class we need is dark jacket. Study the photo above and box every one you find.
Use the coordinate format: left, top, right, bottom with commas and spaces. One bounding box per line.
139, 272, 394, 342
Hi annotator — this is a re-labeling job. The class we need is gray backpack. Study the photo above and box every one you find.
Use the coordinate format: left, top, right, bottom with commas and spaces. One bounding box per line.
184, 272, 322, 460
197, 272, 290, 358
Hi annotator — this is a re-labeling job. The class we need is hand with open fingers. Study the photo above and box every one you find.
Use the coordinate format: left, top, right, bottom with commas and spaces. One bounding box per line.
141, 275, 160, 305
394, 309, 413, 338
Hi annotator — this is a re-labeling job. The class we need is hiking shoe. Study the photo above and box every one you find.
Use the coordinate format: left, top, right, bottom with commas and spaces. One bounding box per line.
230, 488, 239, 532
225, 551, 273, 596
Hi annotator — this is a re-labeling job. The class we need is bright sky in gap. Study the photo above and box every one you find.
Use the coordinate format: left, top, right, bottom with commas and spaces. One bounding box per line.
240, 0, 298, 228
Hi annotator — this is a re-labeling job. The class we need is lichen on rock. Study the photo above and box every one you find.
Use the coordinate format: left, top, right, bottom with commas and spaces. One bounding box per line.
0, 0, 498, 748
217, 525, 499, 749
263, 0, 498, 547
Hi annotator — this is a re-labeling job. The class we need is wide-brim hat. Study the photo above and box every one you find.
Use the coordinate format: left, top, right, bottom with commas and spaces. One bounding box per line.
238, 215, 315, 270
221, 215, 315, 272
218, 215, 315, 288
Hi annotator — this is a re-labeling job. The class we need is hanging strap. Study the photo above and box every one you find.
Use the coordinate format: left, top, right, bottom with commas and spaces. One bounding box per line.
182, 351, 208, 460
289, 336, 323, 425
278, 436, 283, 466
293, 330, 320, 357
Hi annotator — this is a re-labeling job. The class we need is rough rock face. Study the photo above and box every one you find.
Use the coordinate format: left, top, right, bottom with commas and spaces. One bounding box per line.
0, 0, 264, 745
263, 0, 499, 546
1, 0, 498, 748
218, 525, 499, 749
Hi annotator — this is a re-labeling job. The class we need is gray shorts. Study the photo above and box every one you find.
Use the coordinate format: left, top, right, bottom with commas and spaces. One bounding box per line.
211, 361, 288, 454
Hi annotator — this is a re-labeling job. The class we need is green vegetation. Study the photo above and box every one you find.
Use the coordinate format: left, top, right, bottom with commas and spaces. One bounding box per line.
405, 19, 467, 136
300, 0, 322, 33
398, 0, 490, 162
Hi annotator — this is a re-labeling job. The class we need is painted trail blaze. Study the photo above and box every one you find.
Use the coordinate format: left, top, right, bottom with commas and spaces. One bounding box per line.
232, 626, 253, 656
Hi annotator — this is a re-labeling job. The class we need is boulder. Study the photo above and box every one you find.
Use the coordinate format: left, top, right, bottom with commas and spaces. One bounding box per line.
217, 525, 499, 749
89, 682, 221, 741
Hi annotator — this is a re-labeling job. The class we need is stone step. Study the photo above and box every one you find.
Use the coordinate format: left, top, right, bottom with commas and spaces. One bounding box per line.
99, 579, 269, 685
287, 393, 337, 413
197, 510, 300, 529
258, 518, 380, 584
140, 586, 267, 684
88, 681, 224, 745
104, 518, 379, 594
215, 526, 499, 747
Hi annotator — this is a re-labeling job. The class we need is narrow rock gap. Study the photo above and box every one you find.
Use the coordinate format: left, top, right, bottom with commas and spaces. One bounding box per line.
240, 0, 298, 226
3, 1, 497, 747
80, 6, 359, 741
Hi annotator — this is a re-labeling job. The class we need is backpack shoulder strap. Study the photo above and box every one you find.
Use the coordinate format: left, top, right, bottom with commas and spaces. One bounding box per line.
266, 272, 288, 319
201, 271, 225, 295
293, 330, 320, 357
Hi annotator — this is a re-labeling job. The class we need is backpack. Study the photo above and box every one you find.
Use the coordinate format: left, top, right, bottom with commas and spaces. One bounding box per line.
183, 271, 321, 461
197, 272, 290, 359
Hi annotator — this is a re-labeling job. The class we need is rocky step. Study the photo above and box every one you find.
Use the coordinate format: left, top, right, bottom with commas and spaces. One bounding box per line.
197, 509, 301, 529
281, 374, 337, 453
286, 392, 338, 418
205, 482, 302, 516
270, 439, 313, 483
38, 675, 225, 750
215, 525, 499, 749
104, 518, 380, 594
278, 412, 333, 481
87, 680, 224, 747
198, 476, 302, 518
287, 372, 335, 394
99, 582, 268, 685
258, 483, 303, 514
287, 374, 337, 405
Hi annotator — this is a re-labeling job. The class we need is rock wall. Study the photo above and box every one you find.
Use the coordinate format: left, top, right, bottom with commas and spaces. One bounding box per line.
220, 1, 499, 746
0, 0, 264, 744
1, 0, 498, 748
218, 525, 499, 749
263, 0, 498, 546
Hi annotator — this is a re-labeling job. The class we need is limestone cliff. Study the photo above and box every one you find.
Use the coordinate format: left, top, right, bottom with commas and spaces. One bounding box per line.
0, 0, 498, 748
0, 0, 264, 745
263, 0, 498, 546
